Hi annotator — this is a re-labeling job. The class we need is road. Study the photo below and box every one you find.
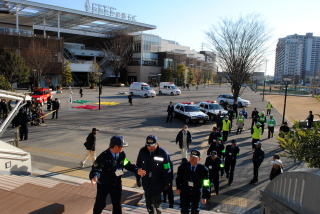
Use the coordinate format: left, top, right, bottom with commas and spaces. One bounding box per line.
4, 84, 303, 214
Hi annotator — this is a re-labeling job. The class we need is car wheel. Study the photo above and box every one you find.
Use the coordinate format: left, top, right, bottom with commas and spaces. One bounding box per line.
144, 94, 148, 98
170, 92, 174, 96
159, 91, 162, 95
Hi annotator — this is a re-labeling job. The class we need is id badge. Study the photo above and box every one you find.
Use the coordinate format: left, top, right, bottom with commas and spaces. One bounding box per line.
115, 169, 124, 177
188, 181, 194, 187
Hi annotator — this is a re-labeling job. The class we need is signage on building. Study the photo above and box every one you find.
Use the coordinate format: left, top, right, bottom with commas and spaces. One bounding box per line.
84, 0, 137, 22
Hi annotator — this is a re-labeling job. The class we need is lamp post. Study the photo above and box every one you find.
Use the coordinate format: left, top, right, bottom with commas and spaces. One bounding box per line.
262, 79, 266, 101
98, 72, 102, 110
282, 78, 291, 124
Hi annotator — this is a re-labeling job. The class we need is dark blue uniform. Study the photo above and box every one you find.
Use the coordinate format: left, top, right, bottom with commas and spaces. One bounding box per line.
205, 156, 222, 195
176, 162, 210, 214
136, 146, 171, 214
89, 149, 138, 214
224, 144, 240, 185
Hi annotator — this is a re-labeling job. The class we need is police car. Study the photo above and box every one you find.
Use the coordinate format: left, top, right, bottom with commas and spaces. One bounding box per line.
197, 101, 228, 120
173, 102, 209, 124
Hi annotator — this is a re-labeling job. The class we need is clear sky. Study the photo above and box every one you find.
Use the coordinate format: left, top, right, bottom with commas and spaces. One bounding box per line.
33, 0, 320, 75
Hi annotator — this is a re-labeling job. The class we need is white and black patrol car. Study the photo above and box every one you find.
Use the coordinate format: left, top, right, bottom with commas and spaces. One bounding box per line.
173, 102, 209, 124
197, 101, 228, 120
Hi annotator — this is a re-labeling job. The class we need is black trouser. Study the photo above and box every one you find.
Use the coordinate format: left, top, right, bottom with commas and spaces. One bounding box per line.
252, 162, 261, 183
93, 183, 122, 214
236, 128, 243, 134
251, 118, 257, 128
162, 183, 174, 206
80, 93, 83, 98
222, 131, 229, 142
261, 124, 265, 134
251, 138, 259, 149
267, 109, 271, 115
180, 190, 201, 214
145, 191, 162, 214
51, 110, 58, 119
225, 159, 236, 185
166, 113, 173, 122
19, 124, 28, 141
268, 126, 274, 138
210, 174, 220, 195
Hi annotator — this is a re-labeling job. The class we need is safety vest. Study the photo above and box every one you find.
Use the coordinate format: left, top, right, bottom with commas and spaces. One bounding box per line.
252, 125, 262, 139
266, 103, 273, 109
237, 115, 245, 123
267, 118, 276, 127
259, 115, 266, 124
222, 120, 231, 131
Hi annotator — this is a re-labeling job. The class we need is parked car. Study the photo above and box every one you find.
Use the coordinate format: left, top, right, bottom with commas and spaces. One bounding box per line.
129, 82, 156, 98
217, 94, 251, 107
173, 102, 209, 124
31, 88, 52, 105
197, 101, 228, 120
159, 82, 181, 95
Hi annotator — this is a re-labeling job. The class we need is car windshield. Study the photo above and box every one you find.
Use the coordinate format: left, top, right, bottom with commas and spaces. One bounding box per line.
209, 104, 223, 110
32, 91, 44, 95
170, 86, 177, 89
185, 105, 200, 112
142, 86, 151, 90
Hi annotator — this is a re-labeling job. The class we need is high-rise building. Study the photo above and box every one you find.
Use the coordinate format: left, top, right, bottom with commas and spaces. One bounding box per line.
274, 33, 320, 83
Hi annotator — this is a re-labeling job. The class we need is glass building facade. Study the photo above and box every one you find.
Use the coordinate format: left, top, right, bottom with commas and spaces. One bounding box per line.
132, 34, 160, 66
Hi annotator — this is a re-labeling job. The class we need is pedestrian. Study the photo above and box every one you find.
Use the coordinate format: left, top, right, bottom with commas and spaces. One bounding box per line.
222, 116, 231, 142
251, 108, 259, 128
266, 102, 273, 116
47, 96, 52, 111
136, 135, 171, 214
186, 83, 190, 91
80, 87, 83, 98
215, 111, 223, 131
269, 155, 283, 180
205, 151, 222, 195
232, 103, 238, 119
17, 108, 29, 141
162, 160, 174, 208
90, 136, 146, 214
224, 140, 240, 185
250, 141, 264, 184
128, 94, 133, 106
258, 112, 267, 134
236, 112, 245, 134
279, 122, 290, 137
208, 126, 221, 146
51, 98, 60, 119
227, 107, 235, 128
306, 110, 314, 128
80, 128, 99, 168
166, 101, 174, 122
207, 139, 225, 177
176, 150, 210, 214
251, 122, 262, 149
0, 99, 8, 119
267, 115, 276, 138
176, 125, 192, 160
240, 107, 248, 119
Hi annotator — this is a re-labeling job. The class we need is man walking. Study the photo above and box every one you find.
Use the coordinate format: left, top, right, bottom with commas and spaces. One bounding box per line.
251, 108, 259, 128
266, 102, 273, 116
236, 112, 245, 134
90, 136, 146, 214
306, 111, 314, 128
166, 101, 174, 122
128, 94, 133, 106
176, 150, 210, 214
258, 112, 267, 134
224, 140, 240, 186
267, 115, 276, 138
176, 125, 192, 159
79, 87, 83, 98
208, 126, 221, 146
222, 116, 231, 142
205, 151, 222, 195
80, 128, 99, 168
51, 98, 60, 119
136, 135, 171, 214
250, 142, 264, 184
251, 122, 262, 149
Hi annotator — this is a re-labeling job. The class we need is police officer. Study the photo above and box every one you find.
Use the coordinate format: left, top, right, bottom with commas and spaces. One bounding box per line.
266, 102, 273, 115
136, 135, 171, 214
162, 160, 174, 208
250, 141, 265, 184
267, 114, 276, 138
90, 136, 146, 214
258, 111, 267, 134
166, 101, 174, 122
205, 151, 222, 195
176, 150, 210, 214
251, 122, 262, 149
222, 116, 231, 142
251, 108, 259, 128
208, 126, 221, 146
224, 140, 240, 186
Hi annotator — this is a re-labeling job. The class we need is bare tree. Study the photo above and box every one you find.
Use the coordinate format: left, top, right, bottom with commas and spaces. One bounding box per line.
27, 41, 52, 87
206, 15, 269, 103
101, 34, 133, 84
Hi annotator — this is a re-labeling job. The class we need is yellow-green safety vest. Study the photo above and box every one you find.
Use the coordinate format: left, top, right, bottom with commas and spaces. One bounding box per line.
237, 115, 245, 123
266, 103, 273, 109
222, 120, 231, 131
252, 125, 262, 139
267, 118, 276, 127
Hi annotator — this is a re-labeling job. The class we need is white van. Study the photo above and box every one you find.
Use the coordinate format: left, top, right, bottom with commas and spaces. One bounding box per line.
159, 82, 181, 96
129, 82, 156, 98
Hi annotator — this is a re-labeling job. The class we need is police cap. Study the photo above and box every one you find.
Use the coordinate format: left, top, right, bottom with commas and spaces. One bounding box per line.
190, 150, 200, 158
109, 136, 124, 148
146, 135, 157, 146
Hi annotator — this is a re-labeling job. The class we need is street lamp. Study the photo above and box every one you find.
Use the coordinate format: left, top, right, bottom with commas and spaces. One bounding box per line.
262, 79, 266, 101
282, 78, 291, 124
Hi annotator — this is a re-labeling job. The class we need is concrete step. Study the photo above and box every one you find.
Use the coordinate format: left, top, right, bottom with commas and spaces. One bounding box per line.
0, 189, 64, 214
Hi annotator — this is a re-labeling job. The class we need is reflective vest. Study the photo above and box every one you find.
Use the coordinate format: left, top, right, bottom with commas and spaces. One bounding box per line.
252, 125, 262, 139
237, 115, 245, 123
222, 120, 231, 131
266, 103, 273, 109
259, 115, 266, 124
267, 118, 276, 127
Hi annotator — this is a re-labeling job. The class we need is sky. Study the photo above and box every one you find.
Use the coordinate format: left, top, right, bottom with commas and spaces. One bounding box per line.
33, 0, 320, 75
